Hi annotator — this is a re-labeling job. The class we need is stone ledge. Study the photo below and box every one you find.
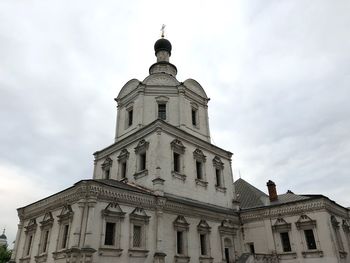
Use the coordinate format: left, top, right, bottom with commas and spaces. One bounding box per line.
174, 255, 190, 263
215, 185, 226, 193
172, 171, 186, 181
277, 251, 297, 260
133, 169, 148, 180
98, 247, 123, 257
195, 179, 208, 188
128, 248, 149, 258
34, 253, 48, 263
301, 250, 323, 258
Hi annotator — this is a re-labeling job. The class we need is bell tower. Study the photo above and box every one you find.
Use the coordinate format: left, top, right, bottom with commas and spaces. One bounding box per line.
114, 37, 211, 143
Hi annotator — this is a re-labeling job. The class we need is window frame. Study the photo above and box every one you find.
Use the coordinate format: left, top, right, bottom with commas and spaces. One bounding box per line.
173, 216, 190, 262
37, 212, 54, 258
193, 149, 207, 187
171, 139, 186, 181
197, 220, 212, 260
101, 157, 113, 180
155, 96, 169, 122
190, 102, 199, 128
117, 149, 129, 181
212, 156, 226, 192
295, 214, 323, 257
134, 139, 149, 180
125, 103, 134, 129
128, 207, 150, 258
99, 203, 125, 257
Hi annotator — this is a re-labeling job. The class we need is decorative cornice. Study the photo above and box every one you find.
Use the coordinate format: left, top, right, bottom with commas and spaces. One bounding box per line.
134, 139, 149, 154
94, 120, 232, 161
117, 149, 129, 161
193, 148, 206, 162
240, 198, 349, 223
171, 139, 186, 154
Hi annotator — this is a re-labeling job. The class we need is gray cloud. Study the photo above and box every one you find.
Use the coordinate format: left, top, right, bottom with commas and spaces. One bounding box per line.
0, 0, 349, 245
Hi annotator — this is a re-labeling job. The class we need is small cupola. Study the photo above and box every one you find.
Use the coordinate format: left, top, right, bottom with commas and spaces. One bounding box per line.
149, 25, 177, 77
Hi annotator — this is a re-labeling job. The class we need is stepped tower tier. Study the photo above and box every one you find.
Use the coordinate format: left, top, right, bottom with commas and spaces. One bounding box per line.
114, 38, 211, 143
93, 37, 237, 209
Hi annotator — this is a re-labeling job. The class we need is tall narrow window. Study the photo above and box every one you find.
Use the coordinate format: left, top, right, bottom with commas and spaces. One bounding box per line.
174, 216, 189, 257
158, 104, 166, 120
128, 108, 133, 126
42, 230, 49, 253
118, 149, 129, 180
102, 157, 113, 180
104, 222, 116, 246
140, 152, 146, 171
224, 248, 230, 263
171, 139, 186, 180
197, 220, 211, 258
173, 152, 180, 173
26, 235, 33, 255
134, 140, 149, 179
121, 161, 127, 179
280, 232, 292, 252
101, 203, 125, 254
249, 243, 255, 254
200, 234, 207, 255
304, 229, 316, 250
129, 207, 149, 257
196, 161, 203, 179
133, 225, 142, 247
192, 108, 197, 126
61, 224, 69, 249
215, 168, 221, 186
105, 168, 110, 179
177, 231, 183, 254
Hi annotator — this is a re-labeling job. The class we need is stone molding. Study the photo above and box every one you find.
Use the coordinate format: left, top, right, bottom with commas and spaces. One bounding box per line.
171, 139, 186, 154
197, 220, 211, 233
193, 149, 206, 162
101, 157, 113, 170
117, 149, 129, 161
212, 156, 224, 169
240, 198, 349, 223
94, 120, 232, 162
18, 180, 238, 223
272, 217, 291, 232
24, 219, 37, 233
295, 214, 316, 230
173, 216, 189, 231
134, 139, 149, 154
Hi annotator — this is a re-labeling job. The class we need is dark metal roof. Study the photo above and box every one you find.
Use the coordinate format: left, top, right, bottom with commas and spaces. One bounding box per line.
234, 178, 310, 209
154, 38, 172, 56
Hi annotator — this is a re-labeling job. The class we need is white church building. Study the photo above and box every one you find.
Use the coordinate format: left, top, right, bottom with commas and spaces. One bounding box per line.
10, 37, 350, 263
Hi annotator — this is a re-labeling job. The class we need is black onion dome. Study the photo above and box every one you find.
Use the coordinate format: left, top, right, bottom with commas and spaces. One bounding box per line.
154, 38, 172, 56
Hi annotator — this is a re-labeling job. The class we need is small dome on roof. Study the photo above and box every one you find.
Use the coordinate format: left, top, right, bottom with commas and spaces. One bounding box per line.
0, 233, 6, 239
154, 38, 172, 56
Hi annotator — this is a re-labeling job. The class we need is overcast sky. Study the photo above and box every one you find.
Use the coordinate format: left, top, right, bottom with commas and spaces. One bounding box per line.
1, 0, 349, 245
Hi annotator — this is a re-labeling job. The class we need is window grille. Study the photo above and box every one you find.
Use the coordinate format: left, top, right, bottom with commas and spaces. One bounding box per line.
158, 104, 166, 120
133, 225, 142, 247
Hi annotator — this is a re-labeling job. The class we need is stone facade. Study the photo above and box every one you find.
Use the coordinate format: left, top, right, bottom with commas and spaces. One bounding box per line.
11, 37, 350, 263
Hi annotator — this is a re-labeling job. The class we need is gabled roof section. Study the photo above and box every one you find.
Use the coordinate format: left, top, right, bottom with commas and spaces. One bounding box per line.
234, 178, 268, 209
116, 78, 140, 101
183, 79, 208, 99
234, 178, 311, 210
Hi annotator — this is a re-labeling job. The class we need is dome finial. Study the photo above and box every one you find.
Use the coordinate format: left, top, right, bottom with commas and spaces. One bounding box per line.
160, 24, 166, 38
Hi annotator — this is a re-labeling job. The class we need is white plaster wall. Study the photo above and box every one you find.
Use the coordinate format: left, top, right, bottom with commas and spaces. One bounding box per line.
93, 131, 234, 208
